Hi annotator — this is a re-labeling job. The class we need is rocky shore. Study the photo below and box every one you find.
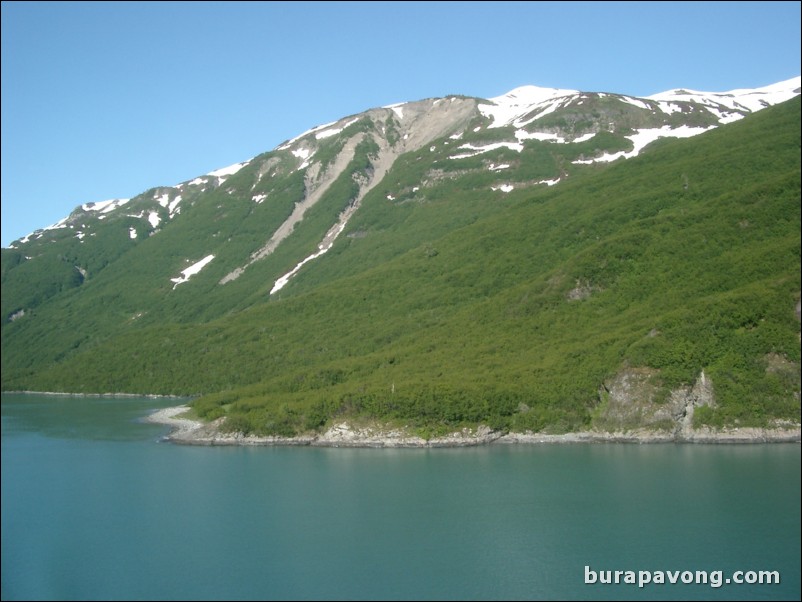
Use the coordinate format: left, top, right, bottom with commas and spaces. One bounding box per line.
147, 405, 801, 447
10, 390, 185, 399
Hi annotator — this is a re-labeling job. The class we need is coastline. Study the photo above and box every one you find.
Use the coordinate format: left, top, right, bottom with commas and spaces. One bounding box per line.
4, 390, 187, 399
147, 405, 802, 447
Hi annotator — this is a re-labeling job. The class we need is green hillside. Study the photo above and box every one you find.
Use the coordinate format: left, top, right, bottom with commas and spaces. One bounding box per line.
2, 97, 799, 437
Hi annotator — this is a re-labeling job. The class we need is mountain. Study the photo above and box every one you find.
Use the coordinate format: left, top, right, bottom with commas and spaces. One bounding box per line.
2, 77, 800, 439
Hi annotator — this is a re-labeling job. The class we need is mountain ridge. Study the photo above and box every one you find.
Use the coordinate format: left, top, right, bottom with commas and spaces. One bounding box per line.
2, 78, 800, 440
8, 76, 799, 251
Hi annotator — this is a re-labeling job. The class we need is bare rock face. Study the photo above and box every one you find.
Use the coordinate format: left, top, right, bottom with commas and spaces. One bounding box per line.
314, 422, 501, 447
670, 370, 716, 439
594, 367, 715, 437
219, 97, 479, 287
566, 279, 597, 301
595, 366, 668, 431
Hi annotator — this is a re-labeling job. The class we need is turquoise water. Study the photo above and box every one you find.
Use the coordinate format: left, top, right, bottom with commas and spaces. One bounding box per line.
2, 393, 800, 601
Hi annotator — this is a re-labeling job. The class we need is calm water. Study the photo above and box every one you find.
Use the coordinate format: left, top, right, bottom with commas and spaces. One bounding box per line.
1, 393, 800, 601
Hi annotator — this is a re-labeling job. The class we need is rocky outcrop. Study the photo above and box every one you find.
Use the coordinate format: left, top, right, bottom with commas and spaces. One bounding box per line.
671, 370, 716, 440
592, 366, 717, 438
219, 97, 478, 286
148, 407, 505, 447
314, 422, 501, 448
148, 404, 800, 448
497, 424, 800, 444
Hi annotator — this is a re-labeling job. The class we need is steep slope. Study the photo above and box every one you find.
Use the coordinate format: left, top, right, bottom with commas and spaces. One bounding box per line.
2, 94, 798, 438
5, 77, 798, 314
2, 80, 799, 436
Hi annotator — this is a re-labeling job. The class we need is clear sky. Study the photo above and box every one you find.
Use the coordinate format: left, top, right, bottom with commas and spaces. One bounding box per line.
2, 1, 800, 247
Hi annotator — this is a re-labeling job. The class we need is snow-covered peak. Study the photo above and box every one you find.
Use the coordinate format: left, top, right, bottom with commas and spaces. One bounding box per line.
480, 85, 580, 128
725, 75, 801, 96
647, 76, 801, 112
489, 85, 580, 105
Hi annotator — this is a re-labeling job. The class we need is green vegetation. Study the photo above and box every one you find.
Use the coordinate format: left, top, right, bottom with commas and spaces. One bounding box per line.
2, 97, 799, 437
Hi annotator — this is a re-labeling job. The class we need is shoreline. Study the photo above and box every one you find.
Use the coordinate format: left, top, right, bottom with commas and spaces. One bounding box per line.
146, 405, 802, 447
4, 390, 187, 399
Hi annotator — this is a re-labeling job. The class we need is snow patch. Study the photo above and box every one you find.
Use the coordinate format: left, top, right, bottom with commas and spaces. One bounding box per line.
207, 161, 249, 178
270, 191, 365, 294
491, 184, 514, 193
572, 125, 714, 164
81, 198, 130, 214
168, 195, 182, 217
277, 121, 337, 150
252, 194, 268, 204
148, 211, 161, 228
515, 129, 565, 143
700, 105, 745, 124
489, 163, 510, 171
620, 96, 653, 110
170, 254, 215, 289
315, 118, 359, 140
269, 217, 351, 293
129, 227, 137, 239
654, 101, 684, 115
717, 113, 745, 124
271, 247, 330, 294
513, 98, 570, 128
450, 141, 523, 159
480, 85, 579, 129
571, 132, 597, 143
292, 147, 314, 170
647, 76, 801, 121
44, 217, 70, 232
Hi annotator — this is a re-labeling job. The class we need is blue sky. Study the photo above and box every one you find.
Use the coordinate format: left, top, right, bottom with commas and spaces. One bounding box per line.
2, 1, 800, 247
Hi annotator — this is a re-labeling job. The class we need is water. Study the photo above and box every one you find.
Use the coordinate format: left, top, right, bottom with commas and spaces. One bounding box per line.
2, 393, 800, 601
